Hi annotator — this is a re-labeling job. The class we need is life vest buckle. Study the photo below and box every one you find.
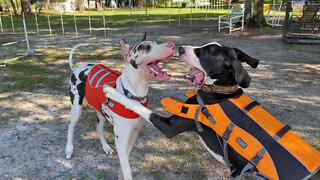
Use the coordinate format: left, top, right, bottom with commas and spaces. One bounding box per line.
223, 123, 235, 140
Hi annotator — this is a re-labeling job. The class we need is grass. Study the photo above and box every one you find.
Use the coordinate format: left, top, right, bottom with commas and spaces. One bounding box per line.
0, 8, 229, 34
0, 8, 229, 94
0, 55, 66, 93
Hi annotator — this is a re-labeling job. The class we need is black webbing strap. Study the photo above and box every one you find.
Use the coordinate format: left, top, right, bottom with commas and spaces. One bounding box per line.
243, 101, 260, 113
236, 148, 267, 180
201, 107, 216, 125
194, 95, 217, 132
222, 123, 235, 166
274, 124, 292, 141
194, 105, 204, 132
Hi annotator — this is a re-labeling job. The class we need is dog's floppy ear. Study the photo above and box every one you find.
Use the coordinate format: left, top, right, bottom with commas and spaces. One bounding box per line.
233, 48, 259, 68
228, 55, 251, 88
120, 39, 130, 59
142, 32, 147, 41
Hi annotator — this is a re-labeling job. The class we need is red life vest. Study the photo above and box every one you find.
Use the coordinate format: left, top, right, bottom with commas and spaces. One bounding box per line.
86, 64, 147, 119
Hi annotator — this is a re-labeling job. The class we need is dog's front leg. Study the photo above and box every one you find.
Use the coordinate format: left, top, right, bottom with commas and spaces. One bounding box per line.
114, 118, 144, 180
103, 85, 153, 123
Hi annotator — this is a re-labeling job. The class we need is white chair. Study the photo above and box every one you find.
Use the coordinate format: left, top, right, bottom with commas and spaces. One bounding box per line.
218, 6, 245, 34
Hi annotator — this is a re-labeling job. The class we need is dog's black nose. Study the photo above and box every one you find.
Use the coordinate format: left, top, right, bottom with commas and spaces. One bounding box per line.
178, 47, 185, 56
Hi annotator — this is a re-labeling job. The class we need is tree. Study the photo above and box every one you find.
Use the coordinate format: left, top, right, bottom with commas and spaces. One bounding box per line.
21, 0, 32, 14
9, 0, 18, 15
244, 0, 266, 26
44, 0, 50, 10
75, 0, 85, 13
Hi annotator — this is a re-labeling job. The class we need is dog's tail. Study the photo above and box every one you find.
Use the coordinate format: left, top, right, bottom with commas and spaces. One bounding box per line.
69, 43, 89, 71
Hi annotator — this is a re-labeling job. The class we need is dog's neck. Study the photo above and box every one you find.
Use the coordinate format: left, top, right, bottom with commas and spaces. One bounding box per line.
201, 83, 239, 94
119, 64, 150, 97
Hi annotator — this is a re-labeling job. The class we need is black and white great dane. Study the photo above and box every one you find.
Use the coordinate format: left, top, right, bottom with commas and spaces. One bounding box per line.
65, 35, 175, 180
103, 42, 320, 179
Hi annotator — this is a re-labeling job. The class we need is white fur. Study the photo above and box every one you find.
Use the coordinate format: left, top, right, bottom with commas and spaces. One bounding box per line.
198, 135, 225, 164
68, 43, 89, 71
66, 41, 174, 180
180, 42, 222, 86
103, 85, 153, 121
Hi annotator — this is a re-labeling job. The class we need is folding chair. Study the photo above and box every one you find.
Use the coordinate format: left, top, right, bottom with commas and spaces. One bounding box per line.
218, 6, 245, 34
296, 3, 320, 32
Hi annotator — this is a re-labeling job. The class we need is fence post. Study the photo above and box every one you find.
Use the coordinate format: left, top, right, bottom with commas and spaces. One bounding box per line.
88, 11, 92, 35
35, 12, 39, 36
22, 12, 30, 52
60, 12, 65, 36
205, 3, 208, 20
103, 10, 106, 37
47, 12, 52, 35
74, 14, 78, 37
10, 11, 15, 32
179, 7, 181, 26
190, 5, 193, 27
0, 16, 3, 34
169, 4, 171, 26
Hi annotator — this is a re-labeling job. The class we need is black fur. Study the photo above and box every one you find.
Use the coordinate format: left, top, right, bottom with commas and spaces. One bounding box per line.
149, 89, 250, 174
137, 44, 151, 53
69, 88, 75, 104
76, 70, 88, 105
191, 44, 259, 88
150, 45, 261, 177
130, 60, 138, 69
71, 74, 77, 86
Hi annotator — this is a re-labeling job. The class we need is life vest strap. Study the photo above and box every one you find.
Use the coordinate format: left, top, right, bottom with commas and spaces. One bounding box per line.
237, 148, 267, 180
196, 95, 216, 125
243, 101, 260, 113
223, 123, 236, 167
274, 124, 291, 141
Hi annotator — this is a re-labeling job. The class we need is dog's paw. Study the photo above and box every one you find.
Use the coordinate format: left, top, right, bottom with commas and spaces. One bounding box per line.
103, 84, 116, 97
65, 144, 74, 159
103, 146, 114, 156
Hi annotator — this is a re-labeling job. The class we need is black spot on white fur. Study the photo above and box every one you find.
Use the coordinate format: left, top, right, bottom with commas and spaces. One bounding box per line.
69, 88, 75, 104
130, 60, 138, 69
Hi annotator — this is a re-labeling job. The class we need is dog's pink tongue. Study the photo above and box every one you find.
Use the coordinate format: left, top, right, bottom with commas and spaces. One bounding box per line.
148, 63, 171, 81
188, 68, 204, 85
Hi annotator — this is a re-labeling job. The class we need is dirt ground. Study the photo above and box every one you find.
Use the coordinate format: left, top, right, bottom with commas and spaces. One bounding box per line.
1, 20, 320, 180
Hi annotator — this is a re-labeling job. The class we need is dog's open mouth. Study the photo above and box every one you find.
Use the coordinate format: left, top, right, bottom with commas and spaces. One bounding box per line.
145, 60, 171, 81
185, 67, 205, 86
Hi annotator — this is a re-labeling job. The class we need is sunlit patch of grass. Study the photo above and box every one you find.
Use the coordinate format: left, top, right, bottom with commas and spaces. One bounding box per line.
0, 56, 66, 93
0, 111, 25, 126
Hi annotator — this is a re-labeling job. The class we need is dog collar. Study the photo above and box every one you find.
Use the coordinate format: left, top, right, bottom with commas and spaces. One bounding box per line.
120, 80, 148, 104
201, 84, 239, 94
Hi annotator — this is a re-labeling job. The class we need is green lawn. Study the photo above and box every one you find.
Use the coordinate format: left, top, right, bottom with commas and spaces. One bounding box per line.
0, 8, 229, 36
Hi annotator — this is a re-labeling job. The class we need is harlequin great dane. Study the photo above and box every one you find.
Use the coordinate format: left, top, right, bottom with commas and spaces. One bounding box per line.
103, 42, 320, 180
65, 34, 175, 180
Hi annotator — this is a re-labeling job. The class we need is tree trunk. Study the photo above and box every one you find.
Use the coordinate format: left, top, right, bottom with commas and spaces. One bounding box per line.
15, 0, 19, 9
96, 0, 102, 11
75, 0, 85, 12
9, 0, 18, 15
21, 0, 32, 14
244, 0, 266, 26
44, 0, 50, 10
110, 0, 117, 8
135, 0, 142, 7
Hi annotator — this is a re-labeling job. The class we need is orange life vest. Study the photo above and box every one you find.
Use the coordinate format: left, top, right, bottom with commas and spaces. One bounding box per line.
161, 92, 320, 180
86, 64, 147, 119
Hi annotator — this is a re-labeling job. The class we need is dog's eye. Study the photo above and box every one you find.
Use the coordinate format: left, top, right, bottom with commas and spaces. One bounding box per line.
138, 44, 151, 52
144, 45, 151, 50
